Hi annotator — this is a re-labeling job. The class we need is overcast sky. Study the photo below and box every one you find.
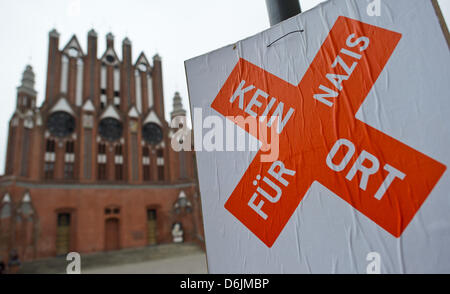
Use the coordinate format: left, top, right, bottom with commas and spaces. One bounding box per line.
0, 0, 448, 174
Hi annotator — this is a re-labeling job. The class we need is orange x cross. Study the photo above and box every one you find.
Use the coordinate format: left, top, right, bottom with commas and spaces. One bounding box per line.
211, 16, 446, 247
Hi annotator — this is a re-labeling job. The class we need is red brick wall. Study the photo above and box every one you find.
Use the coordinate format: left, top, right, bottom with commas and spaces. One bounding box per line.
0, 182, 200, 260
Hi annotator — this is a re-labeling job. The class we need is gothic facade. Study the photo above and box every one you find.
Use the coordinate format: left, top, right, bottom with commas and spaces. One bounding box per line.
0, 29, 203, 261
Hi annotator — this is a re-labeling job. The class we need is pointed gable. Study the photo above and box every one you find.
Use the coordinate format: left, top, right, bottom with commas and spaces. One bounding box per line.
101, 47, 120, 66
128, 106, 139, 118
2, 193, 11, 203
100, 104, 121, 120
143, 110, 161, 126
22, 192, 31, 203
82, 99, 95, 112
63, 35, 84, 57
135, 52, 151, 71
50, 97, 75, 115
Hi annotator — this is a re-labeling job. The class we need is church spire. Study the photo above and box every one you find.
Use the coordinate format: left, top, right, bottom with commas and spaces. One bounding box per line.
170, 91, 186, 121
17, 65, 37, 111
18, 65, 37, 95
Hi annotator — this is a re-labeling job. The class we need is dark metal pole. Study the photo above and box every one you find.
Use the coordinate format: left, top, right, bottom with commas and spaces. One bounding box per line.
431, 0, 450, 49
265, 0, 302, 26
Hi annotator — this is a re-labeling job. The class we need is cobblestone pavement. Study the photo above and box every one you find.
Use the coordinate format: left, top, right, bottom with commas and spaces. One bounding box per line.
83, 252, 207, 274
18, 243, 207, 274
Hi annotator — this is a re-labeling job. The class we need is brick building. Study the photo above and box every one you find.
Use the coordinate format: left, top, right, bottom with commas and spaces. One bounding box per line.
0, 29, 203, 261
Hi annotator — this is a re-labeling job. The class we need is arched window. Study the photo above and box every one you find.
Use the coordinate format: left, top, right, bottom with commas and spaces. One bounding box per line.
142, 146, 150, 181
113, 67, 121, 110
75, 58, 84, 106
100, 65, 107, 110
60, 55, 69, 93
44, 139, 56, 179
97, 143, 107, 180
20, 192, 34, 217
114, 144, 123, 180
0, 193, 12, 219
156, 149, 164, 181
64, 140, 75, 179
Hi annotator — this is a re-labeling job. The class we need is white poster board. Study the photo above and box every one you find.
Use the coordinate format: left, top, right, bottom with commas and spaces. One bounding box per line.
185, 0, 450, 273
